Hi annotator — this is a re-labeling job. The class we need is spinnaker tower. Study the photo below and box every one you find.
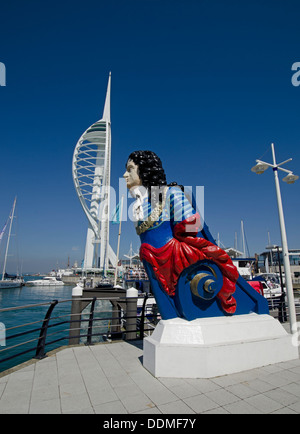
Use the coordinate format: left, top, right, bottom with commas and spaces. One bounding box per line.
72, 73, 116, 271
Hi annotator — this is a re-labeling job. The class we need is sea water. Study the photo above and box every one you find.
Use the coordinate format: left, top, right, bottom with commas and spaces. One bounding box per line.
0, 277, 112, 373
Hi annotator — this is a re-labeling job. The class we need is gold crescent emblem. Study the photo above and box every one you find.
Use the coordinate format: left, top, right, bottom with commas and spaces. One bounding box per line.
190, 273, 208, 297
190, 268, 217, 298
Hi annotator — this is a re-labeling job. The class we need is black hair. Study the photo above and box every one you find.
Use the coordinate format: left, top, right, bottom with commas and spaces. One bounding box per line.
126, 151, 186, 209
126, 150, 167, 189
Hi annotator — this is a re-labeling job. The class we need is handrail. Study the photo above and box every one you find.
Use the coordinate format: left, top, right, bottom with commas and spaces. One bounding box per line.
0, 301, 54, 312
1, 290, 297, 373
5, 319, 47, 332
0, 337, 40, 354
0, 297, 123, 313
0, 295, 158, 372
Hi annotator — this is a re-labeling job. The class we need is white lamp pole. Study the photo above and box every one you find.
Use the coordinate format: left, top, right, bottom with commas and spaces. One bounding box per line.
251, 142, 299, 334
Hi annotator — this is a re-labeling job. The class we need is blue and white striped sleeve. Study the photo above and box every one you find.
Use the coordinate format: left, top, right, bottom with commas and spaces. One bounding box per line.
167, 187, 196, 224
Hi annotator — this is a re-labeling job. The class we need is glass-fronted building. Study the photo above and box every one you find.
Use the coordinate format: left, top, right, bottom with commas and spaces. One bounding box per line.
258, 249, 300, 283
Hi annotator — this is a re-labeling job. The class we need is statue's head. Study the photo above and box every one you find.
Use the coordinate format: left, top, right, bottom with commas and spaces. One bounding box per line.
123, 150, 167, 190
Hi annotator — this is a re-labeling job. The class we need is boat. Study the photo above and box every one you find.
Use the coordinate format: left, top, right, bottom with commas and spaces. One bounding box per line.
94, 277, 115, 289
0, 197, 24, 289
137, 293, 157, 315
249, 273, 283, 299
123, 266, 150, 292
228, 250, 283, 300
231, 257, 256, 280
25, 276, 65, 287
0, 275, 24, 289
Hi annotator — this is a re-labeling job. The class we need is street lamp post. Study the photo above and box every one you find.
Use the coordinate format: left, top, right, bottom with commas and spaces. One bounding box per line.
251, 143, 299, 334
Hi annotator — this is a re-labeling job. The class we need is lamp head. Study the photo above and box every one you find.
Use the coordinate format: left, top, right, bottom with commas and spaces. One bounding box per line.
251, 162, 269, 174
282, 172, 299, 184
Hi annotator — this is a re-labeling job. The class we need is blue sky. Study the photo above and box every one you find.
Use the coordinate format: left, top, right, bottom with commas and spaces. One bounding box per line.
0, 0, 299, 273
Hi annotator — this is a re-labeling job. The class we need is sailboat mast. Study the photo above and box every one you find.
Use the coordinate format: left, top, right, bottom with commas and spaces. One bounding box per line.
241, 220, 246, 257
1, 197, 17, 280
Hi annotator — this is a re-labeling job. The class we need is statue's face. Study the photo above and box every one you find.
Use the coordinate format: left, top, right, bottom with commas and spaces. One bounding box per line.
123, 159, 142, 189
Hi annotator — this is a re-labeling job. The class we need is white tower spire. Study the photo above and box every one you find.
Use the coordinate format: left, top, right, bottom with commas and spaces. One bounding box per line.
102, 71, 111, 122
72, 73, 116, 271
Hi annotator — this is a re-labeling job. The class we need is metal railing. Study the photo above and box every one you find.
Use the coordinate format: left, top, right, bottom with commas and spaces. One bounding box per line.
268, 292, 300, 324
0, 295, 158, 372
1, 291, 299, 373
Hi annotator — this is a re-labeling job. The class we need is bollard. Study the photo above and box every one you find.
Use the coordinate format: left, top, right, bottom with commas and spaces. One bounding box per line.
126, 287, 138, 340
69, 283, 83, 345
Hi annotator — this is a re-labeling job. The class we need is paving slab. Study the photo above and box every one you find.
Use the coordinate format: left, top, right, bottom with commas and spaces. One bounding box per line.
0, 339, 299, 414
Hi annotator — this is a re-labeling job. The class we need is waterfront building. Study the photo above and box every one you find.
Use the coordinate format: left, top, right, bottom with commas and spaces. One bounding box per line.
257, 248, 300, 284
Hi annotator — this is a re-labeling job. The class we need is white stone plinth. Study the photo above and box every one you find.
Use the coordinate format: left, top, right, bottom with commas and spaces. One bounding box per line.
143, 314, 299, 378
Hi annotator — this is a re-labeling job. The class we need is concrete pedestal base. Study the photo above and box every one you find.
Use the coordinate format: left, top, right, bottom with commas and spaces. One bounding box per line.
143, 314, 299, 378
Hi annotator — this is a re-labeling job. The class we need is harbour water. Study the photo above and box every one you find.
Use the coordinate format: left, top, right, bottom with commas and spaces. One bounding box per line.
0, 277, 112, 373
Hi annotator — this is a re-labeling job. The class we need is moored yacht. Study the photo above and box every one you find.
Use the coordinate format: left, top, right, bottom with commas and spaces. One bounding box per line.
25, 276, 65, 287
0, 275, 24, 289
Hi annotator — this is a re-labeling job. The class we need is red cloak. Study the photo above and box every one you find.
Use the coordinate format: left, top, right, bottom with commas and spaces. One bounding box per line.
140, 213, 239, 314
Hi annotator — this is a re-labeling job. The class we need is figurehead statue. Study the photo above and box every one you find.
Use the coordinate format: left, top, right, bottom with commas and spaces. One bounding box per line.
124, 150, 268, 320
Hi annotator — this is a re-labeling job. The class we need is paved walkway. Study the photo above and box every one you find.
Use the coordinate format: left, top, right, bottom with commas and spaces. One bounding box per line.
1, 338, 300, 414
